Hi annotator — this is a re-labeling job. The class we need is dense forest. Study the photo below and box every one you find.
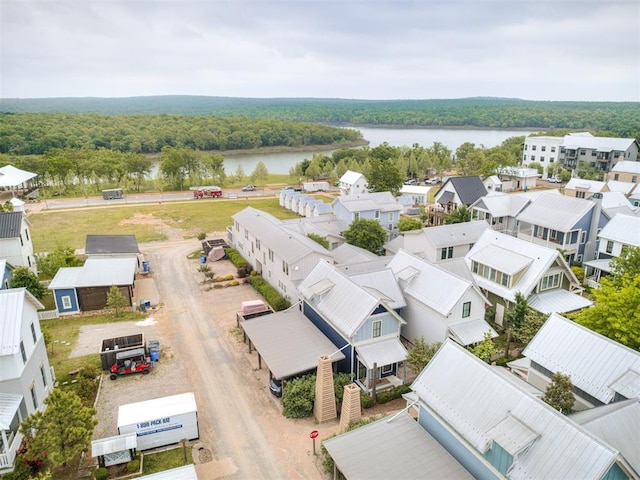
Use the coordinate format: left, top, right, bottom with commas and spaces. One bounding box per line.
0, 113, 363, 155
2, 96, 638, 138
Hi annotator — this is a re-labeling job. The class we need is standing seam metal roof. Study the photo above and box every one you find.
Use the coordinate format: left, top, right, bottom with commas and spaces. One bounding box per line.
0, 211, 23, 238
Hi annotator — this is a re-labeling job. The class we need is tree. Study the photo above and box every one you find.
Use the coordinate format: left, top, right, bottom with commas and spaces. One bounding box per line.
469, 332, 499, 363
250, 161, 269, 183
36, 246, 83, 280
398, 217, 424, 233
106, 285, 128, 317
234, 164, 246, 184
367, 157, 403, 194
307, 233, 329, 249
444, 205, 472, 224
20, 389, 97, 469
511, 309, 546, 346
571, 275, 640, 351
10, 266, 46, 300
406, 338, 441, 374
609, 246, 640, 287
542, 373, 575, 414
0, 200, 14, 212
506, 292, 528, 331
342, 218, 387, 254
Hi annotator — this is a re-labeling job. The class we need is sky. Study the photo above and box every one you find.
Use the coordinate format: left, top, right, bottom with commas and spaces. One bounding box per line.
1, 0, 639, 101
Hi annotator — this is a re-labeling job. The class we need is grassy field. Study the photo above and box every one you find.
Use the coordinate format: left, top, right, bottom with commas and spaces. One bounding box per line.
30, 197, 301, 252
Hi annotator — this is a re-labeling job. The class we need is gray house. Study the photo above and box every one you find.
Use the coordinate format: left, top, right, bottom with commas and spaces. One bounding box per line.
332, 192, 402, 241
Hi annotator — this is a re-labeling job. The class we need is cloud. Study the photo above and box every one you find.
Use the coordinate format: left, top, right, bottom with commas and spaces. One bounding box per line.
1, 0, 638, 100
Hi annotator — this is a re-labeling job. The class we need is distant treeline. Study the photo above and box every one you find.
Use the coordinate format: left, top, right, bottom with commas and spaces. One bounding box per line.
1, 96, 639, 138
0, 113, 363, 155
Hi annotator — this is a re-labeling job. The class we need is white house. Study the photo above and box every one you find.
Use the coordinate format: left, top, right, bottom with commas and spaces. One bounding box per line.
338, 170, 368, 196
398, 184, 432, 206
0, 211, 36, 273
0, 288, 54, 474
388, 250, 494, 346
496, 167, 539, 192
281, 215, 348, 251
228, 207, 333, 299
471, 192, 533, 235
332, 192, 402, 241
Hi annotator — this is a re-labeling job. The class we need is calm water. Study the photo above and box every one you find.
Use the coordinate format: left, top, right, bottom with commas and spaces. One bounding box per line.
151, 126, 537, 177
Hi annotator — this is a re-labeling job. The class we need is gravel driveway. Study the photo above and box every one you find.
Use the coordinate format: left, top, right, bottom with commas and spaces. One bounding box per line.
90, 237, 343, 479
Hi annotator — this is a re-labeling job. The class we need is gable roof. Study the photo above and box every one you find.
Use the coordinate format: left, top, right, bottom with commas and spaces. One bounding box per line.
597, 214, 640, 247
413, 341, 623, 480
298, 259, 397, 338
339, 170, 366, 185
523, 313, 640, 405
611, 160, 640, 174
282, 215, 347, 238
0, 165, 38, 187
471, 192, 531, 218
0, 211, 23, 239
331, 243, 378, 265
563, 136, 638, 152
440, 176, 488, 205
399, 185, 432, 195
348, 268, 407, 310
605, 180, 636, 195
516, 192, 594, 231
233, 207, 331, 263
565, 178, 606, 193
85, 234, 140, 254
0, 288, 44, 356
332, 192, 401, 213
569, 399, 640, 477
385, 221, 489, 255
466, 230, 576, 302
48, 257, 136, 289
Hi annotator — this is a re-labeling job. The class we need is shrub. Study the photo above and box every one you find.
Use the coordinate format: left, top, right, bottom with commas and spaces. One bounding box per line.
282, 374, 316, 418
333, 373, 353, 405
127, 459, 140, 473
197, 232, 206, 240
230, 280, 240, 286
94, 467, 108, 480
215, 276, 225, 282
360, 392, 374, 409
213, 284, 223, 289
225, 248, 249, 268
248, 276, 291, 311
224, 274, 234, 281
375, 384, 412, 404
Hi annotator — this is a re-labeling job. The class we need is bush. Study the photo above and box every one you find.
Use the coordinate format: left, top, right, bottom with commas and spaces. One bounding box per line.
94, 467, 108, 480
375, 384, 412, 404
225, 248, 249, 268
213, 284, 223, 289
197, 232, 206, 240
230, 280, 240, 286
248, 276, 291, 311
282, 374, 316, 418
360, 392, 374, 409
127, 459, 140, 473
224, 274, 234, 281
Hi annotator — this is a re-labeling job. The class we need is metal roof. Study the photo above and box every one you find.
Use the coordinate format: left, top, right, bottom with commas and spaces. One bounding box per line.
356, 338, 407, 369
399, 185, 432, 195
233, 207, 331, 264
240, 308, 344, 380
118, 392, 196, 428
413, 341, 621, 480
323, 412, 472, 480
606, 181, 637, 195
421, 220, 489, 249
570, 399, 640, 477
348, 269, 407, 310
611, 160, 640, 174
85, 235, 140, 254
388, 250, 480, 317
527, 289, 593, 314
470, 244, 532, 276
0, 211, 23, 238
339, 170, 366, 185
516, 192, 594, 232
0, 288, 44, 356
91, 433, 137, 457
583, 258, 613, 273
448, 318, 497, 346
331, 243, 378, 265
565, 178, 606, 193
523, 313, 640, 404
332, 192, 401, 213
138, 465, 197, 480
486, 413, 539, 457
0, 165, 37, 187
471, 193, 531, 218
0, 393, 23, 429
598, 213, 640, 247
562, 136, 637, 153
610, 370, 640, 399
281, 215, 347, 238
48, 257, 136, 289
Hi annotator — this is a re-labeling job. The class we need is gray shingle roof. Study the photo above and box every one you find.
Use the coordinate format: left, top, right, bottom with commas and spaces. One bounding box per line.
0, 211, 23, 239
446, 176, 488, 205
85, 235, 140, 254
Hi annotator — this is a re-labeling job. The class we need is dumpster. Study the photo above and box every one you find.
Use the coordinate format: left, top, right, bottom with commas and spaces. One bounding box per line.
147, 340, 160, 362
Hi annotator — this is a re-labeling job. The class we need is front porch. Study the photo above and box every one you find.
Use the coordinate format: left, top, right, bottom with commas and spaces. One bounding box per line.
0, 394, 26, 474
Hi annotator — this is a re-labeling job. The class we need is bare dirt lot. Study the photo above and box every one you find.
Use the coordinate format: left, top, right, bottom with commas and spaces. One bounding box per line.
85, 235, 404, 479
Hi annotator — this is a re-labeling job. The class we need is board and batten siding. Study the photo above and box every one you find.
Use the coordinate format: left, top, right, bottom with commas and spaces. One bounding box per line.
352, 312, 400, 343
53, 288, 79, 314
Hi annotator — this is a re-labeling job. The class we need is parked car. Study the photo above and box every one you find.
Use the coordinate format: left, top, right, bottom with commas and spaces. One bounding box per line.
269, 378, 282, 397
242, 185, 257, 191
547, 176, 563, 183
282, 186, 302, 192
404, 178, 419, 185
110, 348, 152, 380
425, 177, 441, 185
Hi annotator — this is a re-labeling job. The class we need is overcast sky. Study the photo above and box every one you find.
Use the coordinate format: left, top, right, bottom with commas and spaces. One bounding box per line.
1, 0, 639, 101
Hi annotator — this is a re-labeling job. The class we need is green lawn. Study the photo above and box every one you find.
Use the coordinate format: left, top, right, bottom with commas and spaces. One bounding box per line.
142, 446, 194, 475
30, 197, 300, 252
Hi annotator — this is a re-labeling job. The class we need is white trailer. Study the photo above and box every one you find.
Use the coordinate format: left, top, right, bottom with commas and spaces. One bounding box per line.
303, 181, 329, 192
117, 392, 199, 451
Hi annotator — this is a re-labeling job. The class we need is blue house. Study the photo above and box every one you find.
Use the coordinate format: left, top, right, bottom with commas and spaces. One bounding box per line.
297, 259, 407, 394
411, 341, 636, 480
0, 259, 13, 289
332, 192, 402, 241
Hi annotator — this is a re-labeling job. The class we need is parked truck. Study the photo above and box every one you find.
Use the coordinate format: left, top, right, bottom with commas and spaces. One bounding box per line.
193, 186, 223, 198
102, 188, 124, 200
303, 181, 329, 192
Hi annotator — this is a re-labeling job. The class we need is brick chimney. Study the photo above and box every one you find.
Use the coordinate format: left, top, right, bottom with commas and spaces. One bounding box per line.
314, 355, 337, 423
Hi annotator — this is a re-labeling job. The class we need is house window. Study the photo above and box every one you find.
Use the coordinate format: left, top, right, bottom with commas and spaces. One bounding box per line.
282, 261, 289, 275
244, 228, 248, 240
374, 210, 380, 219
524, 145, 528, 150
591, 150, 597, 157
235, 220, 239, 231
576, 191, 585, 199
440, 246, 453, 260
501, 274, 511, 287
268, 249, 274, 262
633, 176, 638, 183
540, 273, 561, 291
462, 302, 471, 318
614, 174, 619, 181
372, 320, 382, 338
31, 323, 37, 343
30, 384, 38, 410
61, 295, 72, 309
25, 229, 30, 241
472, 261, 479, 273
354, 212, 360, 221
580, 149, 586, 156
531, 155, 535, 161
20, 234, 24, 247
541, 146, 546, 152
20, 341, 27, 363
40, 364, 47, 387
580, 231, 587, 244
551, 146, 556, 152
540, 156, 545, 162
532, 145, 537, 151
256, 239, 260, 250
380, 364, 393, 375
606, 240, 614, 254
550, 157, 555, 163
523, 155, 527, 161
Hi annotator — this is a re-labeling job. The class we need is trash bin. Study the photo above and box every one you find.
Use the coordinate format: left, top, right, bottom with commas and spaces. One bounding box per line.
200, 254, 206, 264
139, 300, 147, 312
142, 261, 150, 273
147, 340, 160, 362
144, 300, 151, 309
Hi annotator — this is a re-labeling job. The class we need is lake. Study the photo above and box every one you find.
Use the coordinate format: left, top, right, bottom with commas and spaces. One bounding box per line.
152, 126, 537, 177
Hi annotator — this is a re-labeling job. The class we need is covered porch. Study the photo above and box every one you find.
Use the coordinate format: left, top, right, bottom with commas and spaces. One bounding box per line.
355, 338, 408, 395
0, 394, 26, 474
583, 258, 612, 289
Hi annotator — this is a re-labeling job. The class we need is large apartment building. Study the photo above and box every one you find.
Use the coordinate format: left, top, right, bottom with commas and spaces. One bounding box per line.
523, 132, 639, 176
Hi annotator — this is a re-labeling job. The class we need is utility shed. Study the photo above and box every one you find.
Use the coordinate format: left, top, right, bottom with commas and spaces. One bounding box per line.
117, 393, 198, 451
241, 308, 344, 381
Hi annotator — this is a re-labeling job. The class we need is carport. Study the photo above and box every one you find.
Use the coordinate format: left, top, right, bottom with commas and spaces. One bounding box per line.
240, 307, 345, 383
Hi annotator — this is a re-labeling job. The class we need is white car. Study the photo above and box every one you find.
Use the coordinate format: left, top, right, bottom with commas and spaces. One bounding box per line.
425, 177, 441, 185
547, 176, 563, 183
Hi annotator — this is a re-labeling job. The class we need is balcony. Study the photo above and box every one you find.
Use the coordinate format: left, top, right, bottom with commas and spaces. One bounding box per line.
0, 431, 22, 473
